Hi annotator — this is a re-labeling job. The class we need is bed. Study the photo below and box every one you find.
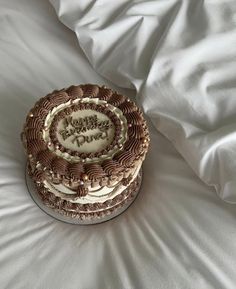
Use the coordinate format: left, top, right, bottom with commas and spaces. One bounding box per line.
0, 1, 236, 288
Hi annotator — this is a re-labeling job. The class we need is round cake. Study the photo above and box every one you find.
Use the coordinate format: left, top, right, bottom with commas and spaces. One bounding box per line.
21, 84, 150, 222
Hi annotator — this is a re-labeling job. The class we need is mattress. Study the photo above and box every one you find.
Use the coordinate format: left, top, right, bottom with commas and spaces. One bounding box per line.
0, 0, 236, 289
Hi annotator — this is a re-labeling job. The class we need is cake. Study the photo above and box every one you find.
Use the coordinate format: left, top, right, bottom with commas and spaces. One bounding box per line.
21, 84, 150, 222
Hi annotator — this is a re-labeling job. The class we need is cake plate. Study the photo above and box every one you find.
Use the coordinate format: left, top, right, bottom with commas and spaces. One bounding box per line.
25, 166, 143, 225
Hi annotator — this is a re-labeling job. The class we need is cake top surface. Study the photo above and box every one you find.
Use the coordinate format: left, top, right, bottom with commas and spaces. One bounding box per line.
22, 84, 149, 182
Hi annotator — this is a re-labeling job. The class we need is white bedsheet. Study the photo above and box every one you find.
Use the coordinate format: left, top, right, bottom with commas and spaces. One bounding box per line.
49, 0, 236, 203
0, 1, 236, 289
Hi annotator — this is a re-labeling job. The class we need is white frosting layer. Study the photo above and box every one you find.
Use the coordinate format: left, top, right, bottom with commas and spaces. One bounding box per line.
43, 98, 128, 163
44, 163, 141, 204
56, 109, 115, 152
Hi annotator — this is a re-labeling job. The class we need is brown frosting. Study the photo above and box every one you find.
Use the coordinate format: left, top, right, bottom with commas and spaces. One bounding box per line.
127, 125, 145, 139
66, 85, 84, 99
114, 151, 135, 166
33, 106, 48, 117
39, 98, 55, 110
85, 164, 106, 179
68, 163, 84, 179
125, 111, 143, 125
32, 169, 45, 182
108, 93, 126, 107
102, 160, 123, 175
97, 87, 113, 101
37, 150, 54, 167
76, 186, 88, 197
26, 129, 42, 140
124, 138, 142, 154
27, 140, 45, 155
50, 91, 70, 105
80, 84, 99, 98
27, 117, 44, 129
118, 101, 137, 114
51, 157, 68, 175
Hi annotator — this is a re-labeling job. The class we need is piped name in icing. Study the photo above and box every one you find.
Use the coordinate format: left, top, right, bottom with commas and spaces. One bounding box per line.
59, 114, 113, 148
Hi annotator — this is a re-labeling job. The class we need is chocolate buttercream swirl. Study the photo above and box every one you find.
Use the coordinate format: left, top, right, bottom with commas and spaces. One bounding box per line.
66, 85, 83, 99
76, 186, 88, 198
80, 84, 99, 98
68, 163, 84, 179
118, 101, 137, 114
38, 98, 55, 110
102, 160, 123, 176
32, 169, 45, 182
97, 87, 113, 101
27, 140, 45, 155
85, 164, 106, 179
108, 93, 126, 107
51, 157, 68, 175
114, 151, 135, 166
124, 138, 142, 154
26, 129, 42, 140
50, 91, 70, 105
27, 117, 44, 129
128, 125, 145, 139
33, 106, 48, 118
37, 150, 54, 167
125, 111, 143, 125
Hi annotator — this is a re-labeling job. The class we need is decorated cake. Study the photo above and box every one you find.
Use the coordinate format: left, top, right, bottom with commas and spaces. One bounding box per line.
21, 84, 150, 222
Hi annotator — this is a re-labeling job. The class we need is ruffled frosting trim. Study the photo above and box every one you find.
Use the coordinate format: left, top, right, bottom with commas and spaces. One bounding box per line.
127, 125, 145, 139
118, 101, 137, 114
51, 157, 68, 175
124, 138, 142, 154
114, 151, 135, 166
102, 160, 123, 175
80, 84, 99, 98
108, 93, 126, 107
27, 140, 45, 155
37, 150, 54, 167
97, 87, 113, 101
66, 85, 83, 99
68, 163, 84, 179
125, 111, 143, 125
85, 164, 106, 179
26, 129, 42, 140
27, 117, 44, 129
49, 91, 70, 106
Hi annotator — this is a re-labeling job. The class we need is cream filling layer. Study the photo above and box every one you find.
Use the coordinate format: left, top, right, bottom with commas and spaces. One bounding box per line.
44, 163, 141, 204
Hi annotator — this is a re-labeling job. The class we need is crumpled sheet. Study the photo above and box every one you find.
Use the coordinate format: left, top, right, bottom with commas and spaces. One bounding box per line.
49, 0, 236, 203
1, 1, 236, 289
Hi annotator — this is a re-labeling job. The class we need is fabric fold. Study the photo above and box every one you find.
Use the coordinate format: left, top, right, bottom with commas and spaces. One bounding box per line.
50, 0, 236, 203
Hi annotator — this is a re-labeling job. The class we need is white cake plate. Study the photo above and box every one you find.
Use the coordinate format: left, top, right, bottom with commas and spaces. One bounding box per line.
25, 166, 143, 225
